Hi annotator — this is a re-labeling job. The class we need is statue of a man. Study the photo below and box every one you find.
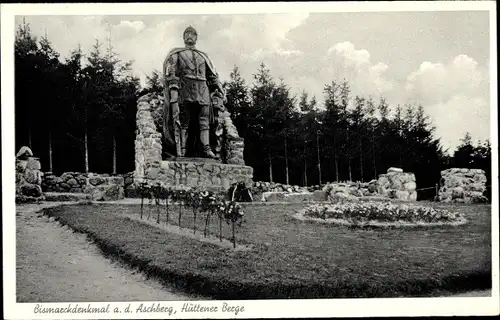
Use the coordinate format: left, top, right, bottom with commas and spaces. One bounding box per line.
162, 26, 226, 159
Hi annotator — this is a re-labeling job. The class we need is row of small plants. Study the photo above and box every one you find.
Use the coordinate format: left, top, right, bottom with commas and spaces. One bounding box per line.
304, 201, 466, 224
134, 181, 245, 248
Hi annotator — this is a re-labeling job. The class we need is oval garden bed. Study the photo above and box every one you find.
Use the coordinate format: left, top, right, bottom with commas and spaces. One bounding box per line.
293, 201, 467, 228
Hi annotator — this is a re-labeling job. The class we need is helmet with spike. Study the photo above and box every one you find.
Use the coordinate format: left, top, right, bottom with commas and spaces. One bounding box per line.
183, 25, 198, 37
183, 25, 198, 46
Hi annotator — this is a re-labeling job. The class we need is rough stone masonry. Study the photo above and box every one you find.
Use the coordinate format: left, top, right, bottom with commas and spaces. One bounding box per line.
134, 92, 253, 190
376, 167, 418, 201
438, 168, 488, 203
15, 146, 44, 202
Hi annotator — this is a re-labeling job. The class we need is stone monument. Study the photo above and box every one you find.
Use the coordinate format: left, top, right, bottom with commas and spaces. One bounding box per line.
15, 146, 45, 202
134, 26, 253, 190
438, 168, 488, 203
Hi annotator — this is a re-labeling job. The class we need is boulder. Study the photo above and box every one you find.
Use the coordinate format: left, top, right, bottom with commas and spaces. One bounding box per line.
283, 192, 315, 203
25, 170, 42, 185
21, 184, 42, 197
312, 190, 328, 201
387, 167, 403, 173
328, 192, 359, 202
261, 192, 286, 202
16, 160, 28, 173
451, 187, 464, 199
394, 190, 409, 200
16, 146, 33, 160
102, 184, 124, 201
409, 192, 418, 201
26, 157, 41, 170
404, 182, 417, 191
88, 176, 106, 186
59, 183, 71, 191
67, 178, 78, 187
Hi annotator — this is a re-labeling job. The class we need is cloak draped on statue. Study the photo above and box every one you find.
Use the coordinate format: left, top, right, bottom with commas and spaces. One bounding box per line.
162, 47, 221, 159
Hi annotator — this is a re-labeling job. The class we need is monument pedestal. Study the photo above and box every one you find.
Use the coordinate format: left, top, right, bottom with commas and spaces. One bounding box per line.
134, 93, 254, 192
140, 159, 253, 192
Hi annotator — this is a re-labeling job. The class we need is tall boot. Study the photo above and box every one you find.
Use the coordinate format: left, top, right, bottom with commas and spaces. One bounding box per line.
173, 124, 182, 157
200, 129, 217, 159
180, 128, 188, 157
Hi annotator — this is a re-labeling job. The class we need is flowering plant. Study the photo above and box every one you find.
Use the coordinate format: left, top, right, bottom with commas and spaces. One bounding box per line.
134, 182, 245, 247
303, 201, 465, 225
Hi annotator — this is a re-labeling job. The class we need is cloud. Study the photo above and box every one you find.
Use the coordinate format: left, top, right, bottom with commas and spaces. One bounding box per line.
425, 95, 490, 153
405, 54, 485, 105
222, 13, 309, 61
14, 14, 490, 153
328, 41, 371, 68
325, 41, 394, 99
404, 54, 490, 152
112, 20, 146, 40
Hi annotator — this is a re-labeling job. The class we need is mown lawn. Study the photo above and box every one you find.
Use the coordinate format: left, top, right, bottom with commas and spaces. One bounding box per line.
45, 201, 492, 299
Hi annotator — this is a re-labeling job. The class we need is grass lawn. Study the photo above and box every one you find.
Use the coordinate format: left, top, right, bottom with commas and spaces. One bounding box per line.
44, 201, 492, 299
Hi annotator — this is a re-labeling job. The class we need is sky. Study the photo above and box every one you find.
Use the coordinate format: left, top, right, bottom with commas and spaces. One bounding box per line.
15, 10, 492, 153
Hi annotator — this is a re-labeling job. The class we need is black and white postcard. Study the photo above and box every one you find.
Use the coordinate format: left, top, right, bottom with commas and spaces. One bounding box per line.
2, 1, 499, 319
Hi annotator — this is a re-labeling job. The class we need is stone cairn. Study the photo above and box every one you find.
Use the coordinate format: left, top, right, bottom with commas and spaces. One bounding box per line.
376, 167, 417, 201
438, 168, 488, 203
15, 146, 44, 202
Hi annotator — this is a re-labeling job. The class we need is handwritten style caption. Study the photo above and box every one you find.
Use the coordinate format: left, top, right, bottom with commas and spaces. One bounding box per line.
34, 302, 245, 316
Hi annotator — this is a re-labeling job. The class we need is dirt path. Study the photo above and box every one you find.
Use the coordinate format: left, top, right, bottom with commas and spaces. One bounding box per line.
16, 203, 200, 302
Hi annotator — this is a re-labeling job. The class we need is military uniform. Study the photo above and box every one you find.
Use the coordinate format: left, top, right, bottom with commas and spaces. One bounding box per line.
164, 43, 223, 157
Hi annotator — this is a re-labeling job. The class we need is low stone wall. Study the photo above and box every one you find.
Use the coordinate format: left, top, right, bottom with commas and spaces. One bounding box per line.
16, 147, 44, 202
41, 172, 126, 201
322, 181, 377, 202
438, 168, 488, 203
42, 172, 88, 193
257, 168, 417, 203
376, 168, 417, 201
252, 181, 311, 194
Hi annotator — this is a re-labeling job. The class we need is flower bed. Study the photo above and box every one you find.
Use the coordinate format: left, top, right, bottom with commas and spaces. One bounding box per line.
297, 201, 467, 227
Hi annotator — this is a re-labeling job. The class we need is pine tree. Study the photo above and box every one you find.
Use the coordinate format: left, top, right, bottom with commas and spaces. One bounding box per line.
250, 63, 276, 182
15, 19, 39, 151
38, 33, 61, 172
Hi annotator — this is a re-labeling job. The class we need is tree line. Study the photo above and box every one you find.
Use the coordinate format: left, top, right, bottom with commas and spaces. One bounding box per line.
15, 20, 138, 175
15, 21, 492, 200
